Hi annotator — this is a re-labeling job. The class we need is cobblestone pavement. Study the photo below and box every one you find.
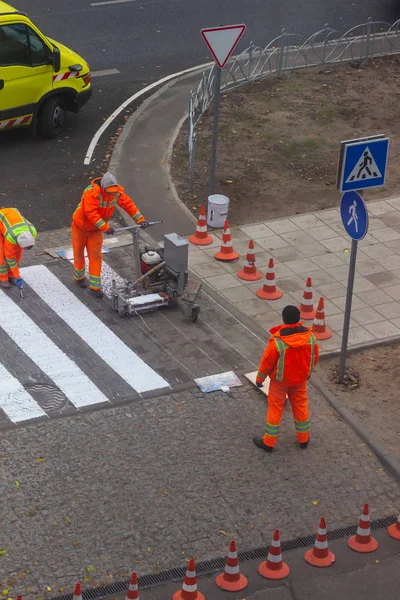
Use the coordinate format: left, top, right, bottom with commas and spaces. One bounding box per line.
0, 382, 398, 598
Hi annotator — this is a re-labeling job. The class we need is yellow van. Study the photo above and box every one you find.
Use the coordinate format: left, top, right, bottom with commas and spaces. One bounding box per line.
0, 1, 91, 138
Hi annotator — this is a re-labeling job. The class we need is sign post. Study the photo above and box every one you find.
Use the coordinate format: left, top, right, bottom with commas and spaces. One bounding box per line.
201, 24, 246, 195
337, 134, 389, 382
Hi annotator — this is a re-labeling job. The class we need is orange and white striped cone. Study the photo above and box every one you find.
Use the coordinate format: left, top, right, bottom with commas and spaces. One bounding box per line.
312, 298, 332, 340
237, 240, 262, 281
214, 220, 240, 262
256, 258, 283, 300
258, 529, 290, 580
73, 583, 82, 600
299, 277, 316, 320
125, 573, 139, 600
304, 517, 335, 567
388, 515, 400, 540
348, 504, 379, 553
188, 206, 214, 246
215, 540, 248, 592
172, 559, 205, 600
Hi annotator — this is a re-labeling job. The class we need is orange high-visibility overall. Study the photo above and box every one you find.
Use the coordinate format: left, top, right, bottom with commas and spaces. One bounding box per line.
256, 323, 319, 447
0, 208, 37, 282
72, 178, 145, 290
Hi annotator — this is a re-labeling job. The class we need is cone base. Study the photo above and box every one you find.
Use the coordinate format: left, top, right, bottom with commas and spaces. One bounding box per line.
304, 549, 335, 567
188, 234, 214, 246
313, 328, 333, 340
215, 572, 248, 591
214, 251, 240, 262
348, 535, 379, 553
237, 269, 263, 281
173, 590, 205, 600
256, 288, 283, 300
300, 309, 316, 320
388, 524, 400, 540
257, 561, 290, 580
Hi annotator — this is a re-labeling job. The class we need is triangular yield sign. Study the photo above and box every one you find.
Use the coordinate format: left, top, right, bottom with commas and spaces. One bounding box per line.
201, 24, 246, 69
346, 146, 383, 183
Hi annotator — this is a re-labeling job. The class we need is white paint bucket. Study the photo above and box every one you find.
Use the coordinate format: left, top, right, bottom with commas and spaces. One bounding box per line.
207, 194, 229, 228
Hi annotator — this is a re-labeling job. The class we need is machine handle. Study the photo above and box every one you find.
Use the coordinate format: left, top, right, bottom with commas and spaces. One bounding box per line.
114, 220, 162, 234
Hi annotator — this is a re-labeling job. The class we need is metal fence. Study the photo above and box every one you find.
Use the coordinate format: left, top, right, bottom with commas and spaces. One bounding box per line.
188, 17, 400, 178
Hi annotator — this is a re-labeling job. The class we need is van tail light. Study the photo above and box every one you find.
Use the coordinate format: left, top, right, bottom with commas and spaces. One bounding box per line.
82, 72, 91, 86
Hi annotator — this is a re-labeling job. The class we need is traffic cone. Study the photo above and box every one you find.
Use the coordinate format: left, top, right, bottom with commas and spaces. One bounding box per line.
312, 298, 332, 340
215, 540, 248, 592
256, 259, 283, 300
214, 220, 240, 262
125, 572, 139, 600
388, 515, 400, 540
304, 517, 335, 567
237, 240, 263, 281
73, 583, 82, 600
173, 559, 205, 600
258, 529, 290, 580
188, 206, 214, 246
348, 504, 379, 553
299, 277, 316, 320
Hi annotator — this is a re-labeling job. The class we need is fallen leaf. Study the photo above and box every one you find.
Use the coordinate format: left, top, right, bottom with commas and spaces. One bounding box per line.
2, 590, 8, 596
36, 458, 45, 463
368, 451, 373, 456
218, 529, 227, 536
46, 587, 52, 591
15, 480, 20, 487
84, 576, 91, 583
226, 180, 233, 183
378, 467, 384, 471
0, 549, 7, 557
158, 489, 168, 495
147, 547, 152, 552
344, 248, 350, 253
375, 559, 380, 563
86, 565, 96, 573
312, 500, 319, 506
64, 516, 71, 526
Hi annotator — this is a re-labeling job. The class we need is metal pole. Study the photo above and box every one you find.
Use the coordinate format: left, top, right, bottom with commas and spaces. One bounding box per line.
209, 66, 222, 195
339, 238, 358, 382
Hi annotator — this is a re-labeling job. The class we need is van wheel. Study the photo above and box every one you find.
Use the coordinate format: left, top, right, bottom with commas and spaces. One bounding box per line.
38, 97, 66, 138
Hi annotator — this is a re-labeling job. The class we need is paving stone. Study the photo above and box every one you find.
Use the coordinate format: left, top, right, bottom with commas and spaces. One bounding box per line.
256, 235, 290, 250
357, 288, 393, 306
379, 211, 400, 227
356, 260, 387, 276
314, 281, 348, 300
367, 216, 387, 230
364, 271, 400, 288
332, 296, 368, 311
191, 262, 227, 277
283, 258, 320, 275
188, 251, 214, 266
264, 218, 300, 234
320, 237, 351, 252
321, 298, 344, 317
371, 227, 400, 242
325, 313, 357, 332
326, 265, 351, 282
275, 275, 307, 293
358, 233, 381, 247
310, 253, 346, 269
290, 214, 325, 229
361, 243, 396, 259
295, 241, 329, 258
366, 200, 394, 215
347, 326, 377, 345
335, 248, 369, 263
270, 246, 305, 262
364, 320, 400, 339
382, 283, 400, 301
220, 228, 250, 242
385, 239, 400, 253
234, 298, 278, 317
239, 223, 274, 238
252, 311, 282, 332
314, 209, 341, 224
233, 240, 265, 255
306, 224, 340, 241
316, 330, 342, 352
351, 307, 390, 326
386, 196, 400, 210
374, 254, 400, 271
219, 285, 256, 303
302, 269, 332, 287
280, 230, 314, 245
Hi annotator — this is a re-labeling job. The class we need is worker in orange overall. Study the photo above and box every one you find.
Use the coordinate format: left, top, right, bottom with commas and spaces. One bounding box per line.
0, 207, 37, 290
253, 305, 319, 453
72, 172, 148, 297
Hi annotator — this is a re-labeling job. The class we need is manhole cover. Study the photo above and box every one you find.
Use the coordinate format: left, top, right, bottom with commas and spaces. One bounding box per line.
24, 384, 69, 413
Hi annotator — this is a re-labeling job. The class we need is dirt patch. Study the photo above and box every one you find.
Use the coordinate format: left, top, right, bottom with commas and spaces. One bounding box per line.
316, 345, 400, 463
172, 55, 400, 226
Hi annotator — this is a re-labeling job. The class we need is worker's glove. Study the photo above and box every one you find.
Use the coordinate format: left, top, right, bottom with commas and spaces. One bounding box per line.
256, 381, 264, 388
105, 227, 115, 235
140, 221, 150, 229
15, 278, 24, 289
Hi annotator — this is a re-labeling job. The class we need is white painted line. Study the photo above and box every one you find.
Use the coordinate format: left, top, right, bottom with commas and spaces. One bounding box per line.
84, 60, 214, 165
0, 362, 47, 423
92, 69, 120, 77
0, 290, 108, 409
91, 0, 136, 5
22, 265, 169, 393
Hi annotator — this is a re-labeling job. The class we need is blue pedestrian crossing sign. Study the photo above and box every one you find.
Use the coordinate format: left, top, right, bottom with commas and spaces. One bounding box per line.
338, 136, 389, 192
340, 191, 369, 240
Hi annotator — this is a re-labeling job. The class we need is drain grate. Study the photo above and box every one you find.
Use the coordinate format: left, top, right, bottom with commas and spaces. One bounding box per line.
50, 515, 397, 600
24, 383, 69, 412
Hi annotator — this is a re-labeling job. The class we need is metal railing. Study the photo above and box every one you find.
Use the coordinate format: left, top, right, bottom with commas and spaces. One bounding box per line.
187, 17, 400, 177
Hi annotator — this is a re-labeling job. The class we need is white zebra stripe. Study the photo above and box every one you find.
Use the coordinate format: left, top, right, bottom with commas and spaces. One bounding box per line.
0, 290, 108, 408
0, 362, 47, 423
22, 265, 169, 394
224, 564, 239, 574
267, 553, 282, 562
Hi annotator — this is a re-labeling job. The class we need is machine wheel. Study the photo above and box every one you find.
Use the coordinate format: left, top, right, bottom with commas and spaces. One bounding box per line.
190, 306, 200, 323
38, 96, 66, 138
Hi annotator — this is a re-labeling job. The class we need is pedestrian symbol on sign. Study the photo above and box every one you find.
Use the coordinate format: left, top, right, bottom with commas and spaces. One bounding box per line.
347, 199, 359, 233
346, 147, 382, 183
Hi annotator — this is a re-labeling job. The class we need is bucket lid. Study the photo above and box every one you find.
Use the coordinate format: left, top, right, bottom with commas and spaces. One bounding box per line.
208, 194, 229, 205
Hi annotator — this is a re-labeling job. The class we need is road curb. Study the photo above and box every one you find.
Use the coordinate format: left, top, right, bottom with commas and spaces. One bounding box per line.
310, 374, 400, 483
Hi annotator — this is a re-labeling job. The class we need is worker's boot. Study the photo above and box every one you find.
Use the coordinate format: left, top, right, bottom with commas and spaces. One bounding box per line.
0, 280, 11, 289
8, 277, 17, 285
253, 436, 273, 453
75, 278, 87, 288
89, 288, 104, 299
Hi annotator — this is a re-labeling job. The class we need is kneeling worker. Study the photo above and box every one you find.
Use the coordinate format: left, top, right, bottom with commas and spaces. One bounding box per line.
0, 208, 37, 290
72, 172, 148, 297
253, 305, 319, 453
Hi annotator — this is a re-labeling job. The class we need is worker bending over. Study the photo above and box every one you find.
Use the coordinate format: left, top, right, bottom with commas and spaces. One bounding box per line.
0, 208, 37, 290
253, 305, 319, 453
72, 172, 148, 298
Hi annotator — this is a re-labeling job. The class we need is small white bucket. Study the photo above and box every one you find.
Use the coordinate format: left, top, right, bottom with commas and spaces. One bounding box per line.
207, 194, 229, 228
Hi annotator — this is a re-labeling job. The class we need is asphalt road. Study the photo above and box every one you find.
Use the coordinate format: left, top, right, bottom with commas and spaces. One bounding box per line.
1, 0, 399, 230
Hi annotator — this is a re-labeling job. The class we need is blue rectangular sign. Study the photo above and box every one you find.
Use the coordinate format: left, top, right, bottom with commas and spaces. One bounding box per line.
339, 137, 389, 192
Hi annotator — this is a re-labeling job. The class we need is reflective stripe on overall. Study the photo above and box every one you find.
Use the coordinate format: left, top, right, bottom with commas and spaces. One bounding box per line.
274, 335, 316, 383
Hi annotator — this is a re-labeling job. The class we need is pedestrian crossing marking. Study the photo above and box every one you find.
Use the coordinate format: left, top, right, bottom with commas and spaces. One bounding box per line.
0, 362, 47, 423
22, 265, 169, 394
345, 147, 382, 183
0, 289, 109, 411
